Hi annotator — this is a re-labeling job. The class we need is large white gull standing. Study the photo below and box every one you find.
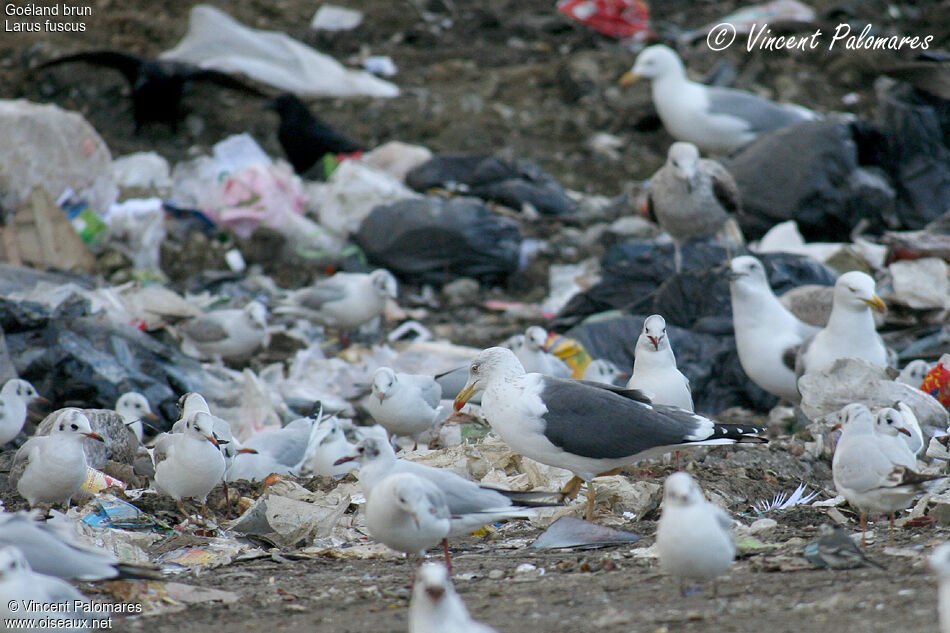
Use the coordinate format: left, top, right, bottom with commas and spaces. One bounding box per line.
621, 44, 816, 154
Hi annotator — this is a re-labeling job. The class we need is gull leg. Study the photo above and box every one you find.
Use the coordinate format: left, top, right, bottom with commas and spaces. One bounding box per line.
860, 512, 867, 547
680, 580, 687, 598
222, 481, 231, 517
200, 503, 213, 525
176, 499, 191, 524
674, 241, 683, 274
585, 481, 597, 521
442, 538, 452, 575
712, 579, 718, 599
889, 513, 895, 547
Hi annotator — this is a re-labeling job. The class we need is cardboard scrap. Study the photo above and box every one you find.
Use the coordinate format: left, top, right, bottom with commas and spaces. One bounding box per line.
103, 580, 239, 616
0, 186, 95, 272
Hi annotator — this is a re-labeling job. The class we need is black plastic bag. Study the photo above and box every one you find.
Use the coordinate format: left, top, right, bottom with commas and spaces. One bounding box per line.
726, 115, 895, 241
355, 195, 522, 285
406, 154, 578, 216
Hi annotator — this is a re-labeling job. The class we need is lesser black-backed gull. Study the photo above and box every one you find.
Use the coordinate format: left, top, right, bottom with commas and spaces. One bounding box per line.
453, 347, 766, 519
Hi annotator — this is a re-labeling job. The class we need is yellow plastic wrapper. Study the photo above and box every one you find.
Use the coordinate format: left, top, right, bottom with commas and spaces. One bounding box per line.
80, 467, 127, 494
544, 332, 591, 379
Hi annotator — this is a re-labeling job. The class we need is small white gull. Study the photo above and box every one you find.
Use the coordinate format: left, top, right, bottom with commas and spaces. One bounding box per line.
11, 409, 103, 510
656, 471, 734, 596
409, 562, 497, 633
626, 314, 693, 411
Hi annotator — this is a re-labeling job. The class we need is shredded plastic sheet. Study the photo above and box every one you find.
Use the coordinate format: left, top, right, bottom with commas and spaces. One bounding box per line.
161, 5, 398, 98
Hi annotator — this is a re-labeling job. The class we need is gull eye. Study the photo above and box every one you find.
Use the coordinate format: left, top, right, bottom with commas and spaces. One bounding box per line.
471, 363, 479, 374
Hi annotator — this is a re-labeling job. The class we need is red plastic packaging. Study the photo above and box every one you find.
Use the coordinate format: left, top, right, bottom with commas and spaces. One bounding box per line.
557, 0, 653, 41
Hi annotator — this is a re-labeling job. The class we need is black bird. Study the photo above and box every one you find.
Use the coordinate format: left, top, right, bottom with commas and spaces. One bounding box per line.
270, 93, 365, 175
36, 50, 266, 130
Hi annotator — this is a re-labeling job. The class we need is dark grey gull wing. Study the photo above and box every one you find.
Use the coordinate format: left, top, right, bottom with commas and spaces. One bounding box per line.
706, 160, 742, 215
571, 380, 653, 403
180, 316, 230, 343
706, 86, 813, 135
538, 377, 764, 460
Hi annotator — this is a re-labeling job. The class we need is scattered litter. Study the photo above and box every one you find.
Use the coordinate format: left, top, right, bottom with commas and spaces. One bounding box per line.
556, 0, 653, 41
80, 469, 128, 495
82, 495, 155, 530
531, 516, 642, 550
161, 5, 399, 98
157, 538, 260, 572
364, 56, 397, 77
310, 5, 363, 31
104, 580, 239, 616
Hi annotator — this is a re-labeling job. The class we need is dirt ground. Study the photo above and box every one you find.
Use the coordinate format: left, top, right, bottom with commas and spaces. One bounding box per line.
2, 1, 950, 632
3, 0, 938, 195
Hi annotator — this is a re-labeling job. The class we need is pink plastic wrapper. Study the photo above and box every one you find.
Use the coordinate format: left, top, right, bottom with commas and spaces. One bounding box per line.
557, 0, 652, 41
211, 162, 306, 239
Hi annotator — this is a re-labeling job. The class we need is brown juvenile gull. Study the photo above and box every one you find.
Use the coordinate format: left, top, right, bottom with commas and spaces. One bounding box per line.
646, 141, 743, 271
621, 44, 816, 154
453, 347, 767, 520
